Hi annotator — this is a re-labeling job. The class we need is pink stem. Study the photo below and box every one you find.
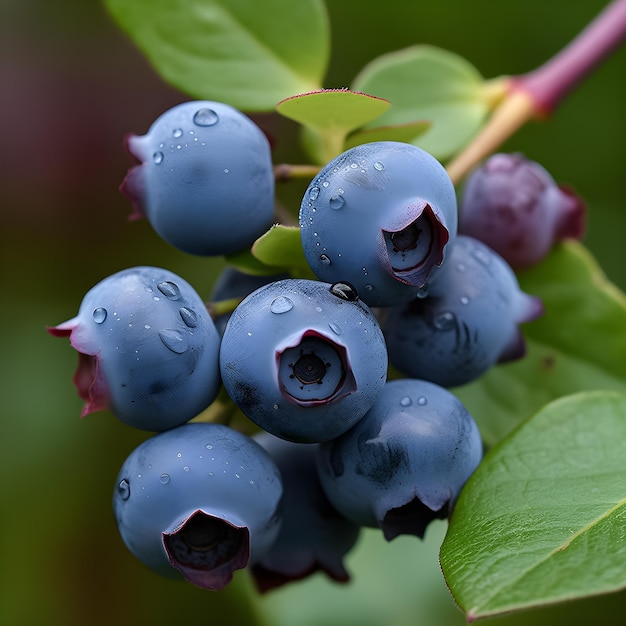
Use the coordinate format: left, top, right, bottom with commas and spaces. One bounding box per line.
511, 0, 626, 115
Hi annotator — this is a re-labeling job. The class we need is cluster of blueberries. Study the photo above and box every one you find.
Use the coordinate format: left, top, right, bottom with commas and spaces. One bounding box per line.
49, 100, 585, 592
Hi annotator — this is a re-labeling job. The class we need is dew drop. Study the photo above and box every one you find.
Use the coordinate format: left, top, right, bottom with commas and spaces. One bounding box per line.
350, 163, 358, 169
158, 281, 181, 300
322, 181, 329, 188
205, 444, 213, 450
319, 254, 331, 266
329, 322, 342, 335
329, 194, 345, 210
417, 396, 427, 406
193, 108, 219, 126
270, 296, 294, 314
92, 307, 107, 324
374, 161, 384, 171
460, 296, 470, 305
363, 284, 374, 292
117, 479, 130, 500
158, 329, 190, 354
309, 186, 320, 201
173, 128, 183, 138
417, 286, 429, 299
153, 151, 164, 164
330, 282, 359, 301
145, 286, 153, 293
179, 307, 198, 328
434, 311, 457, 331
160, 473, 171, 484
183, 466, 190, 472
400, 396, 412, 407
273, 403, 279, 410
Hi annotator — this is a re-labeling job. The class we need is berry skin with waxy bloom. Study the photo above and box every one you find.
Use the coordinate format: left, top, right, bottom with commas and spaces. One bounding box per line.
299, 141, 457, 307
459, 152, 586, 269
316, 379, 483, 541
121, 100, 275, 256
47, 266, 221, 431
219, 278, 388, 443
250, 433, 361, 593
383, 235, 544, 388
112, 422, 283, 591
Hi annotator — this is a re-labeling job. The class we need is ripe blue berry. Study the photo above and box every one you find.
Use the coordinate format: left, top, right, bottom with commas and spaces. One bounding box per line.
219, 278, 388, 443
459, 152, 586, 269
299, 141, 457, 307
250, 433, 360, 592
48, 266, 221, 431
383, 235, 544, 387
121, 100, 275, 256
113, 422, 282, 590
317, 379, 483, 540
210, 266, 289, 336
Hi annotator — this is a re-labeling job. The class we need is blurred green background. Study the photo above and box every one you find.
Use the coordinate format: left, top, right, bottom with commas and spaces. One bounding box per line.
2, 0, 625, 624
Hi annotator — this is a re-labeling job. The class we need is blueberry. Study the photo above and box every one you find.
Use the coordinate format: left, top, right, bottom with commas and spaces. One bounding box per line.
210, 266, 289, 336
299, 141, 457, 307
219, 278, 388, 443
459, 153, 586, 269
112, 422, 282, 590
316, 379, 483, 540
250, 433, 360, 592
121, 100, 275, 256
383, 235, 544, 387
48, 266, 221, 431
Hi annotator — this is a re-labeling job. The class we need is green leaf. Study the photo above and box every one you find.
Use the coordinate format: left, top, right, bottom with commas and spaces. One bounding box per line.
251, 225, 315, 278
277, 89, 390, 163
352, 45, 497, 160
440, 390, 626, 621
224, 248, 287, 277
454, 241, 626, 446
104, 0, 330, 111
344, 120, 431, 149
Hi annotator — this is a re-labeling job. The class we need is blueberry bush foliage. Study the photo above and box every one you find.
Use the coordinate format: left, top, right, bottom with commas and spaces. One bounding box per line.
38, 0, 626, 624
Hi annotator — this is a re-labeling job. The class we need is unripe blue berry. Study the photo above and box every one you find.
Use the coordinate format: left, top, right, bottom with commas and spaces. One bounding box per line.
459, 152, 586, 269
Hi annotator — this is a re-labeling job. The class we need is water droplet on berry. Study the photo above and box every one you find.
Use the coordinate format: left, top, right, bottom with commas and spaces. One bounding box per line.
364, 284, 374, 292
330, 282, 358, 301
270, 296, 294, 314
160, 473, 171, 484
319, 254, 331, 265
153, 151, 164, 164
193, 108, 219, 126
329, 194, 345, 210
157, 281, 180, 300
205, 444, 213, 451
417, 286, 429, 299
118, 479, 130, 500
329, 322, 342, 335
460, 296, 470, 305
434, 311, 457, 331
309, 186, 320, 201
374, 161, 384, 171
400, 396, 412, 407
417, 396, 427, 406
183, 466, 190, 472
471, 247, 492, 266
93, 307, 107, 324
179, 307, 198, 328
173, 129, 183, 138
159, 329, 189, 354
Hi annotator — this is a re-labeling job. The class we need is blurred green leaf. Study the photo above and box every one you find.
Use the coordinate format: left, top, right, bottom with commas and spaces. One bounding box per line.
224, 248, 287, 277
104, 0, 330, 110
454, 241, 626, 446
352, 45, 500, 160
252, 225, 315, 278
441, 390, 626, 621
344, 120, 431, 149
